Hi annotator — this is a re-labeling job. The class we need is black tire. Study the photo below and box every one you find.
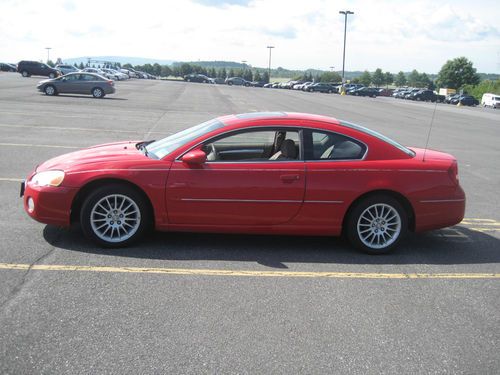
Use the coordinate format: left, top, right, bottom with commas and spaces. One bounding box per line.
21, 70, 30, 77
328, 89, 333, 94
92, 87, 105, 98
346, 195, 408, 254
49, 72, 56, 79
228, 81, 233, 86
80, 184, 151, 247
44, 85, 56, 96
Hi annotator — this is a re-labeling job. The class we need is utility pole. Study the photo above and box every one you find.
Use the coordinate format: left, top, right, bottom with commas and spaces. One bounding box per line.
45, 47, 52, 64
339, 10, 354, 94
267, 46, 274, 84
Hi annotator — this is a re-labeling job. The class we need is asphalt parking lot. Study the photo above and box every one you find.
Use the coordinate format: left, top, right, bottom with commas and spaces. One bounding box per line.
0, 73, 499, 374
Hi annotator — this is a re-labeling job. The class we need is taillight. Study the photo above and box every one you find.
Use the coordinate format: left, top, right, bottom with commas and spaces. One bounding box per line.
108, 80, 114, 85
448, 160, 459, 185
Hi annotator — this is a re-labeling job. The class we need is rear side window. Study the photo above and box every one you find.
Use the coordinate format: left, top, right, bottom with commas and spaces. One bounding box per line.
305, 130, 366, 160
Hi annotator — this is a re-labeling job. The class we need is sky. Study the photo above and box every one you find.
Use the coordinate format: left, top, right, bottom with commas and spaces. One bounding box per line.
1, 0, 499, 73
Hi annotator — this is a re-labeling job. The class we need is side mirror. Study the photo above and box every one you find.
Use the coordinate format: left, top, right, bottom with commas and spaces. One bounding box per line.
181, 149, 207, 165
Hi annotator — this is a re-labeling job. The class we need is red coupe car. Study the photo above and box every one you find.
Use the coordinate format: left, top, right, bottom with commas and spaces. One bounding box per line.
21, 112, 465, 254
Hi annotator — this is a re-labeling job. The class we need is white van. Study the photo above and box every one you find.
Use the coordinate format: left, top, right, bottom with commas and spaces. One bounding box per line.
481, 93, 500, 109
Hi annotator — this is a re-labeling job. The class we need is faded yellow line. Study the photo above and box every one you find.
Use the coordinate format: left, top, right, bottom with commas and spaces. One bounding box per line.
0, 142, 80, 149
0, 263, 498, 279
0, 178, 23, 182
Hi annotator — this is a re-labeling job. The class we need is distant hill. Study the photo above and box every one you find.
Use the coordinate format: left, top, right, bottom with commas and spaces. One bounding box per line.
63, 56, 176, 66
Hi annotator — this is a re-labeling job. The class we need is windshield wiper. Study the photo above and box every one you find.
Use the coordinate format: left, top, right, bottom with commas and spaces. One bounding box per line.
136, 140, 157, 159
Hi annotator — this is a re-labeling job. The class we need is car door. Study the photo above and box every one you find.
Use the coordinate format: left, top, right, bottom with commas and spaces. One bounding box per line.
301, 128, 368, 229
56, 74, 80, 93
166, 128, 305, 226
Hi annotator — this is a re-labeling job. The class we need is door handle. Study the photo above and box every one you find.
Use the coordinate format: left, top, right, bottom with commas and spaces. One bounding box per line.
280, 174, 300, 182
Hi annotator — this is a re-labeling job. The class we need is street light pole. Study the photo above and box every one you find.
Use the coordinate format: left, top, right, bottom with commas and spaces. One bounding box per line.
267, 46, 274, 83
339, 10, 353, 94
45, 47, 52, 64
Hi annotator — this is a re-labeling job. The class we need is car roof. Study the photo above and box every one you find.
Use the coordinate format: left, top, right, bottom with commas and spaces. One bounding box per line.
218, 112, 341, 127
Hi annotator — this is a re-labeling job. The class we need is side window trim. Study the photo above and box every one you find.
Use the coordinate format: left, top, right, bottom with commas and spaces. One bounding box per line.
303, 129, 368, 162
177, 126, 305, 163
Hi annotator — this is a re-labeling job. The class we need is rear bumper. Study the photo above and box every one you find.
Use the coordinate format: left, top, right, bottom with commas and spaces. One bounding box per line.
413, 185, 466, 232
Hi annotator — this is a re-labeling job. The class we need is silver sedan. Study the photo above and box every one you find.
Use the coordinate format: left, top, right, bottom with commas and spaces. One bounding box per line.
37, 72, 116, 98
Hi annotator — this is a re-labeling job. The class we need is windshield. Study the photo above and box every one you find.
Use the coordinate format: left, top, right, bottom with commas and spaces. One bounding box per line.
340, 120, 415, 157
146, 119, 224, 159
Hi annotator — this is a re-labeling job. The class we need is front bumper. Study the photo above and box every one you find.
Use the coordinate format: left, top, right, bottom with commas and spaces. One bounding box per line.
21, 180, 78, 227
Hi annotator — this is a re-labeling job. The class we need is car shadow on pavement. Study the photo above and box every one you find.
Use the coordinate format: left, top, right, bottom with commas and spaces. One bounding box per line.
39, 94, 127, 100
43, 225, 500, 267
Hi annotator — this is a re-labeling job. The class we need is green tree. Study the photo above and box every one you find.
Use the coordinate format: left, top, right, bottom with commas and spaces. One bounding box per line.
372, 68, 384, 87
407, 69, 420, 86
253, 71, 262, 82
47, 60, 55, 67
394, 71, 407, 86
161, 65, 172, 77
319, 71, 342, 83
180, 63, 193, 76
437, 57, 480, 89
262, 71, 270, 84
243, 69, 253, 81
78, 62, 84, 70
153, 63, 161, 76
384, 72, 394, 87
359, 71, 372, 86
228, 68, 235, 77
462, 79, 500, 100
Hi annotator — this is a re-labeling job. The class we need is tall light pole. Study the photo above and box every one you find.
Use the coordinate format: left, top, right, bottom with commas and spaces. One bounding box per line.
339, 10, 353, 94
267, 46, 274, 83
45, 47, 52, 64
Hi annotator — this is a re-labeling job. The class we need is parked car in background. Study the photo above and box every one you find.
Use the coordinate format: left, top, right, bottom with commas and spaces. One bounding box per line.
36, 72, 115, 98
444, 93, 461, 104
55, 64, 80, 75
348, 87, 378, 97
225, 77, 250, 86
101, 68, 128, 80
376, 88, 394, 97
481, 93, 500, 109
17, 60, 61, 78
184, 74, 214, 83
250, 81, 265, 87
307, 83, 335, 93
1, 63, 17, 72
450, 95, 479, 106
82, 67, 115, 80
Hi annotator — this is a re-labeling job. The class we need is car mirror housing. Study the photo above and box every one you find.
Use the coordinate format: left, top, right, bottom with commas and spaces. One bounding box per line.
181, 149, 207, 165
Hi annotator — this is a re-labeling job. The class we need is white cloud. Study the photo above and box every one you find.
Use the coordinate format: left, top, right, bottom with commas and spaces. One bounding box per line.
0, 0, 498, 73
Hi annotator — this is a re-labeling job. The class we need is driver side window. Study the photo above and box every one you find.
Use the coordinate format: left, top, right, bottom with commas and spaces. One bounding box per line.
203, 129, 301, 162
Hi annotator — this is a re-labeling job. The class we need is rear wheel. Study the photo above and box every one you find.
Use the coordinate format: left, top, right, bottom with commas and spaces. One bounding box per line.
346, 195, 408, 254
80, 184, 151, 247
92, 87, 104, 98
22, 70, 29, 77
49, 72, 56, 78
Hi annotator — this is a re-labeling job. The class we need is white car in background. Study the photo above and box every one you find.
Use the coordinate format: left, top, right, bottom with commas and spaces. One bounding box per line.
481, 93, 500, 109
82, 67, 115, 80
102, 68, 128, 81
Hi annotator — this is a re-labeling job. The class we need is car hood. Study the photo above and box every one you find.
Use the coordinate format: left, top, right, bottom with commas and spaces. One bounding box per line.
36, 141, 147, 172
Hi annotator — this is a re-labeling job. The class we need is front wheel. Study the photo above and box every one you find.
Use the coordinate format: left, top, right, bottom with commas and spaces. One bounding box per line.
49, 72, 56, 78
22, 70, 30, 77
346, 195, 408, 254
44, 85, 56, 96
80, 184, 151, 247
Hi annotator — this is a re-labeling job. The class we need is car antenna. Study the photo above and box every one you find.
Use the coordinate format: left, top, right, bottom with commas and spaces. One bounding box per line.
423, 99, 439, 162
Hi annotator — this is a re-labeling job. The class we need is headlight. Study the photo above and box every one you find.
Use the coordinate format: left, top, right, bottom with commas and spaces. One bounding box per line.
31, 170, 65, 187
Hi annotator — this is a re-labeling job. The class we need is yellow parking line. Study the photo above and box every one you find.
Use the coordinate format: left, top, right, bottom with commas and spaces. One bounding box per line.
0, 142, 79, 149
0, 178, 23, 182
0, 263, 498, 279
